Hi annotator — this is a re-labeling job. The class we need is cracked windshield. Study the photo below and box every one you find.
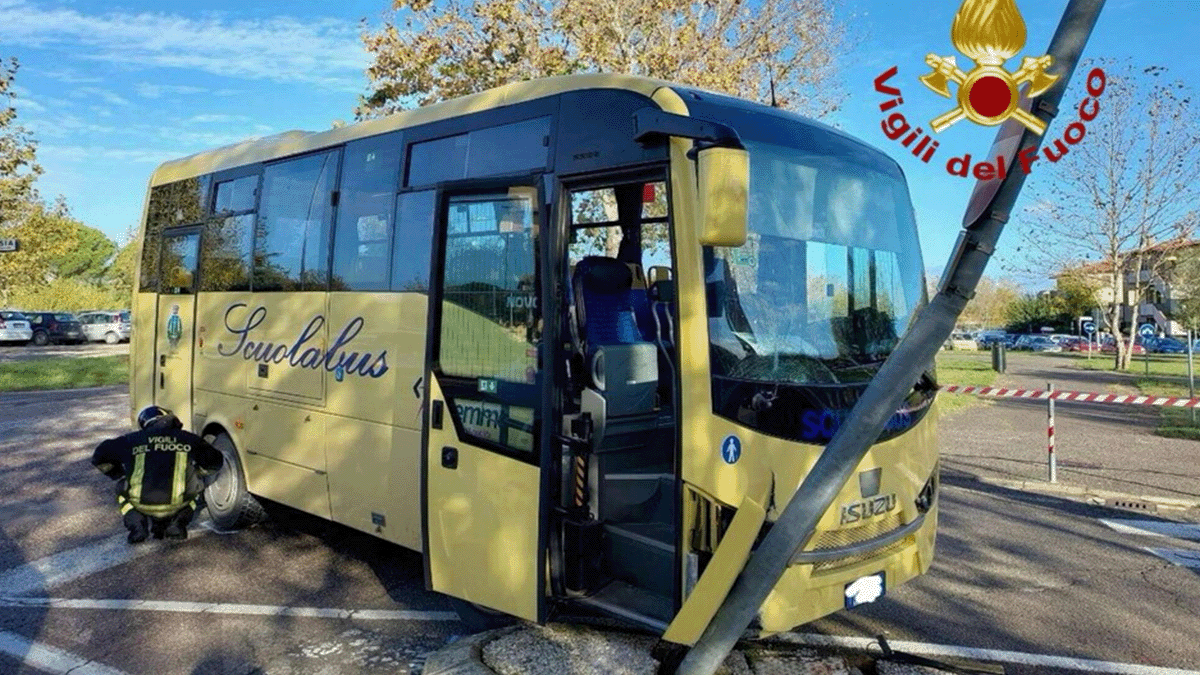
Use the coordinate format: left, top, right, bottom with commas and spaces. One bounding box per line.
709, 140, 925, 385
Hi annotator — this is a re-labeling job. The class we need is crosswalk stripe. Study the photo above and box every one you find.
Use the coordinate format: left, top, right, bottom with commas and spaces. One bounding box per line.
0, 629, 131, 675
1144, 548, 1200, 569
1100, 519, 1200, 542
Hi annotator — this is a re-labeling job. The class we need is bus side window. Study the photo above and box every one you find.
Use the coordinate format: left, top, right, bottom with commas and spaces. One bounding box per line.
201, 173, 257, 292
391, 190, 435, 292
333, 134, 402, 291
254, 150, 339, 292
142, 177, 208, 293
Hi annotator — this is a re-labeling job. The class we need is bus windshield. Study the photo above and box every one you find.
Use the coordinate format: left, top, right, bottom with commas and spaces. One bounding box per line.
708, 139, 925, 385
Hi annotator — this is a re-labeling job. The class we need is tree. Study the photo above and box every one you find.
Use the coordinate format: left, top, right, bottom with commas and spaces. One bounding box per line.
48, 203, 117, 284
958, 275, 1023, 328
357, 0, 850, 119
103, 232, 140, 302
0, 202, 81, 307
0, 57, 41, 226
1003, 294, 1057, 334
1015, 60, 1200, 370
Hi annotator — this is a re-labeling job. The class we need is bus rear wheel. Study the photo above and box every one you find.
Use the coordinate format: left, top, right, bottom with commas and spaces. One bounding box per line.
204, 431, 266, 530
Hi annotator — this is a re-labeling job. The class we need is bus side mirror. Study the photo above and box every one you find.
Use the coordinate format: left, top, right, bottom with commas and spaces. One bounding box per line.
696, 146, 749, 247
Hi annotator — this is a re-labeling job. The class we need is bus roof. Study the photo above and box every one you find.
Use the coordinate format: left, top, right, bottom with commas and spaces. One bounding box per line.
149, 73, 680, 187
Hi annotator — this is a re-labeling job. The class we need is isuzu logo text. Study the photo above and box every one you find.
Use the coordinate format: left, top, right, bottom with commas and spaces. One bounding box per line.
840, 494, 897, 525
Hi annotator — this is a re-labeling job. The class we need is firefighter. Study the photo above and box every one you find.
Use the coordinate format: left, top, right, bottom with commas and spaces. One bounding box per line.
92, 406, 224, 543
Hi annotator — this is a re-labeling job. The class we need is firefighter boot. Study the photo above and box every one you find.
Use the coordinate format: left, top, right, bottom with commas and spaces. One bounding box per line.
123, 511, 150, 544
163, 506, 195, 541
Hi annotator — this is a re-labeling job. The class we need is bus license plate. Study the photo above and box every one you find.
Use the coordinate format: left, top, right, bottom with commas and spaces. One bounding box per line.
844, 572, 885, 609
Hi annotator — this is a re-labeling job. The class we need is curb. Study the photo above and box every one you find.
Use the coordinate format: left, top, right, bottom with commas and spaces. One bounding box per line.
972, 475, 1200, 515
422, 626, 520, 675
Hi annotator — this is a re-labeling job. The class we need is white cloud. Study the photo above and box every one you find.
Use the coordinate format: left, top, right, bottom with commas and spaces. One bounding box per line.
185, 113, 251, 124
0, 1, 369, 92
39, 144, 182, 165
76, 87, 130, 106
135, 83, 208, 99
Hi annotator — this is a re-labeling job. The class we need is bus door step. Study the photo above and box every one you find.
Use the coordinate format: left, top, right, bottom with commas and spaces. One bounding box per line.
604, 522, 675, 598
576, 580, 672, 632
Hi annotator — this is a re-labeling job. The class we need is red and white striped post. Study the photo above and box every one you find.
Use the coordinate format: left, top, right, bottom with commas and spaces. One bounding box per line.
1047, 381, 1057, 483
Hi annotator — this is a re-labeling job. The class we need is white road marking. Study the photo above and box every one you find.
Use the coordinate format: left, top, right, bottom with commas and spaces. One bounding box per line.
0, 628, 131, 675
0, 525, 214, 596
1101, 519, 1200, 542
0, 597, 458, 621
1145, 548, 1200, 569
778, 634, 1200, 675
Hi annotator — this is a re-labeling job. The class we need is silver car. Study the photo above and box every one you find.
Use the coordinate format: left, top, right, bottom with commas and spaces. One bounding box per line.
0, 310, 33, 344
76, 310, 132, 344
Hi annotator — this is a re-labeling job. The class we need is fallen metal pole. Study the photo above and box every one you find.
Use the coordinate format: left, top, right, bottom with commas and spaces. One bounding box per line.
675, 3, 1106, 673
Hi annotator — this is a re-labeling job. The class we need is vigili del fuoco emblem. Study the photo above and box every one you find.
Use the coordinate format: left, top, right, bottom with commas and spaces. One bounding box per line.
920, 0, 1059, 134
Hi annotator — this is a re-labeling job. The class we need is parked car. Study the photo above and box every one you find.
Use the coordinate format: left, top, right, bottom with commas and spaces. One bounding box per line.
1100, 339, 1146, 355
976, 332, 1010, 349
946, 331, 977, 350
23, 311, 86, 346
1012, 334, 1038, 350
1057, 336, 1083, 350
0, 310, 33, 345
76, 310, 132, 344
1067, 337, 1102, 352
1147, 336, 1187, 354
1026, 336, 1062, 352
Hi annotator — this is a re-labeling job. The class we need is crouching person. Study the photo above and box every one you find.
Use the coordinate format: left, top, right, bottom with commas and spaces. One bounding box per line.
92, 406, 224, 543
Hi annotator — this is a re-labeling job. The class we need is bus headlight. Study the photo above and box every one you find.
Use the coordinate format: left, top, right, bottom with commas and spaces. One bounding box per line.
915, 467, 938, 513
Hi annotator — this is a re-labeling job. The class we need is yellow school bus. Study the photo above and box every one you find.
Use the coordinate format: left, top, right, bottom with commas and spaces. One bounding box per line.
131, 74, 938, 640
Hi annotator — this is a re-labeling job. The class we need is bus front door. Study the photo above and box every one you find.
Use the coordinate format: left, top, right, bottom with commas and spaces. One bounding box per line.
154, 228, 200, 428
423, 185, 549, 622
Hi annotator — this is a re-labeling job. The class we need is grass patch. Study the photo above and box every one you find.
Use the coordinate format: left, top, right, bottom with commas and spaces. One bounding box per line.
934, 351, 999, 415
0, 355, 129, 392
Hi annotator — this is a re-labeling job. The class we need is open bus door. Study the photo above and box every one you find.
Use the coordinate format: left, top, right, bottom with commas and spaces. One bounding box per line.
154, 227, 201, 427
423, 181, 552, 622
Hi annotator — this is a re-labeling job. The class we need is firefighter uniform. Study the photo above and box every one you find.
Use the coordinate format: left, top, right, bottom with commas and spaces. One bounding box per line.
93, 420, 223, 542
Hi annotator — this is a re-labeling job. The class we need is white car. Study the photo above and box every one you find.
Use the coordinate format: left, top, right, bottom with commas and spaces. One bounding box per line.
76, 310, 132, 344
0, 310, 33, 344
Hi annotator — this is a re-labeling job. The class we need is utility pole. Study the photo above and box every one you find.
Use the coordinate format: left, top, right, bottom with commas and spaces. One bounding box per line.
673, 3, 1107, 674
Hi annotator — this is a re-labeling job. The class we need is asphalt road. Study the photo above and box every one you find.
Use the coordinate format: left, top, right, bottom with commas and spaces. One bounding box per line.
1, 380, 1198, 674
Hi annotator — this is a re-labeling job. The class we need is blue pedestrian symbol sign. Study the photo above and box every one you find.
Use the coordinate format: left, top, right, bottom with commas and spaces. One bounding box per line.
1082, 321, 1096, 335
721, 435, 742, 464
1139, 323, 1156, 339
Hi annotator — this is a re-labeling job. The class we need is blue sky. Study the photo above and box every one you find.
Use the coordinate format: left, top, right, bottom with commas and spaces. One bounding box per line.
2, 0, 1197, 289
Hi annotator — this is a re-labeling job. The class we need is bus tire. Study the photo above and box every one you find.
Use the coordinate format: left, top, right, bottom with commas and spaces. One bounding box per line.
448, 597, 518, 633
203, 431, 266, 530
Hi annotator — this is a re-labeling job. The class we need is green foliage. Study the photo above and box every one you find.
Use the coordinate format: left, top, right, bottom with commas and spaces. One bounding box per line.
6, 277, 129, 312
0, 355, 128, 392
358, 0, 850, 119
103, 238, 138, 300
51, 218, 116, 283
0, 201, 78, 306
1053, 272, 1098, 321
1003, 294, 1059, 333
0, 57, 41, 225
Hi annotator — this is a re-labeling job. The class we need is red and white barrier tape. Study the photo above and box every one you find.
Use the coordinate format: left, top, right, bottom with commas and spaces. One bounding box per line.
942, 385, 1200, 408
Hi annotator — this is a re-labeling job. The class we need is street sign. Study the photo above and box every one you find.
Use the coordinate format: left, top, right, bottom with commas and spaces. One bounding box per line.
1083, 321, 1096, 335
1139, 323, 1156, 339
0, 238, 17, 252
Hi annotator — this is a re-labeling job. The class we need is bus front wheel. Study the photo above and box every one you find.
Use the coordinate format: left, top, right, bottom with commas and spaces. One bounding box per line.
448, 597, 518, 633
204, 431, 266, 530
